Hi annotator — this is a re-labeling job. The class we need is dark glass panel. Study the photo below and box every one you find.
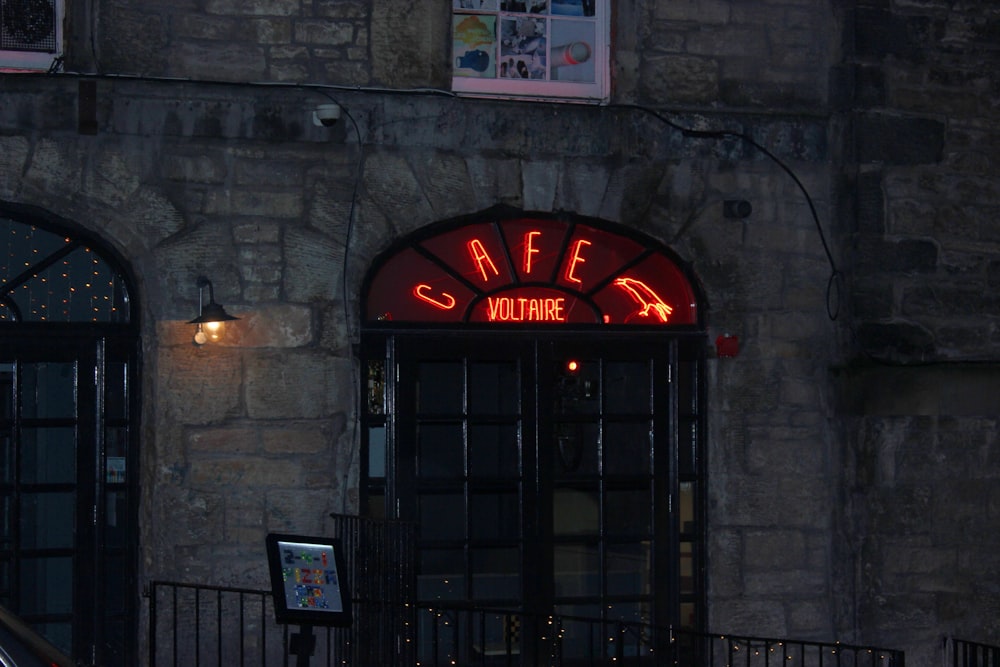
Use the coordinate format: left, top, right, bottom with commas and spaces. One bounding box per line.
104, 361, 127, 420
20, 492, 75, 549
468, 423, 518, 479
553, 421, 598, 477
468, 361, 519, 415
22, 362, 76, 418
472, 548, 520, 600
470, 492, 520, 541
604, 361, 650, 414
553, 488, 598, 536
417, 423, 465, 478
604, 487, 651, 538
417, 361, 464, 414
603, 420, 651, 476
418, 548, 466, 600
19, 556, 73, 614
419, 494, 466, 541
20, 427, 76, 484
606, 543, 651, 596
553, 543, 600, 598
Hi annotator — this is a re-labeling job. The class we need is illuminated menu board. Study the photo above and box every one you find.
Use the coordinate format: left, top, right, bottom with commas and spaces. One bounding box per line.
266, 533, 352, 626
364, 215, 699, 327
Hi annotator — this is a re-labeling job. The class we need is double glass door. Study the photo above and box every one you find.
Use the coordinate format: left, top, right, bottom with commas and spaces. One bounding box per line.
0, 333, 139, 666
363, 333, 704, 660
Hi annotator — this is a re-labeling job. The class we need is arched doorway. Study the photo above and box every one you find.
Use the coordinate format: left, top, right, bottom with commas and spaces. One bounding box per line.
359, 208, 707, 661
0, 202, 140, 666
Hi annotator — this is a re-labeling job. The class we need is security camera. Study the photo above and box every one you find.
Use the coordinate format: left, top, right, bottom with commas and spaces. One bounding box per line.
313, 103, 341, 127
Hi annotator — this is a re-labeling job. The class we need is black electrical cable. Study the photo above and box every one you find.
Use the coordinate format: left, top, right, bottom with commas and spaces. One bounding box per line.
613, 103, 843, 321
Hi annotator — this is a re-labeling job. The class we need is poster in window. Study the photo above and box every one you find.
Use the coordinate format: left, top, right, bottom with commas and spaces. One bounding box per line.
453, 13, 497, 78
451, 0, 609, 102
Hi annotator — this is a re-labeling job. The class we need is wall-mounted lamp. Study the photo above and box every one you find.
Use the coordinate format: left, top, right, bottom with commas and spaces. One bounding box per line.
189, 276, 239, 345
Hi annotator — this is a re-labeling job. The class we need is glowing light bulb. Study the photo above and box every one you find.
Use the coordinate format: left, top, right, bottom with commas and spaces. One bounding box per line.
205, 320, 223, 342
193, 324, 208, 345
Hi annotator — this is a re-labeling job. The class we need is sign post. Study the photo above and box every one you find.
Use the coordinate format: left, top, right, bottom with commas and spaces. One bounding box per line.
266, 533, 353, 667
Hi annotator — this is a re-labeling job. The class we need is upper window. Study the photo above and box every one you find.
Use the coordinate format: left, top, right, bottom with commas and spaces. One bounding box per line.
0, 0, 64, 71
451, 0, 610, 104
1, 211, 132, 323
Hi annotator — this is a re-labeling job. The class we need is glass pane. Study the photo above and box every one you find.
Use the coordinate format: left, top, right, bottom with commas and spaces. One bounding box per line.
0, 434, 11, 483
469, 361, 519, 415
605, 488, 651, 538
553, 358, 599, 415
604, 361, 650, 414
553, 603, 603, 660
35, 622, 73, 657
554, 543, 600, 597
19, 556, 73, 614
20, 427, 76, 484
419, 494, 466, 541
22, 362, 76, 418
0, 494, 10, 547
417, 362, 464, 414
368, 425, 386, 478
106, 491, 127, 548
469, 423, 518, 478
680, 541, 694, 595
607, 543, 651, 596
470, 492, 520, 541
472, 548, 519, 601
20, 492, 75, 549
104, 551, 125, 613
680, 482, 695, 534
553, 421, 598, 477
105, 361, 128, 420
679, 417, 697, 476
106, 426, 127, 484
603, 420, 651, 476
554, 488, 598, 536
417, 423, 464, 478
418, 548, 465, 600
0, 363, 12, 419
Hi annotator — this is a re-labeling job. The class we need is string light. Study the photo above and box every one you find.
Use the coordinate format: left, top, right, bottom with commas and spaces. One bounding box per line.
0, 218, 129, 323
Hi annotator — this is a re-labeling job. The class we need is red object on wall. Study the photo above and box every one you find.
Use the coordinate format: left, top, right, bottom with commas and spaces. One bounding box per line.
715, 334, 739, 357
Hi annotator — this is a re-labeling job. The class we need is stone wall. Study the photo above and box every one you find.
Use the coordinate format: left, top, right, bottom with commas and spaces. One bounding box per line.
836, 2, 1000, 664
2, 1, 999, 666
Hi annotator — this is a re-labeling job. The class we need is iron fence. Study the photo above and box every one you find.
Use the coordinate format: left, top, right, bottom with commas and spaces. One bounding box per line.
948, 637, 1000, 667
145, 584, 906, 667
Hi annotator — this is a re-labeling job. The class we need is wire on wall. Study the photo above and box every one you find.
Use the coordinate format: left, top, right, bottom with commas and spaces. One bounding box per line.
614, 103, 844, 321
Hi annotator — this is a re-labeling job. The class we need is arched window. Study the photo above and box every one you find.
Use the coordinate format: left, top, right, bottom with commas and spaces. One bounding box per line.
360, 208, 706, 662
0, 202, 140, 666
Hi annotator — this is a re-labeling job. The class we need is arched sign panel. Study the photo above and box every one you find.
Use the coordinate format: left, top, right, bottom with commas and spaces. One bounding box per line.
364, 214, 699, 327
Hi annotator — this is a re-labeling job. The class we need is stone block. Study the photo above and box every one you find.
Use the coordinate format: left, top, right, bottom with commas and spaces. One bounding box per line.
855, 113, 945, 165
233, 304, 313, 348
189, 427, 260, 454
244, 351, 351, 419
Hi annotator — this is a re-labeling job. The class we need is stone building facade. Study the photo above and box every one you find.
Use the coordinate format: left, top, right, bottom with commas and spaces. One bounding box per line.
1, 1, 998, 666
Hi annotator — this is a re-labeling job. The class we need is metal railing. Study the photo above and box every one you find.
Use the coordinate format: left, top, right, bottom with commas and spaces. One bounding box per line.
948, 637, 1000, 667
145, 584, 906, 667
417, 602, 906, 667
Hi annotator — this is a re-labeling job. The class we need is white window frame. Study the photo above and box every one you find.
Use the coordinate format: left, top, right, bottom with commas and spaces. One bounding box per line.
0, 0, 65, 71
451, 0, 610, 104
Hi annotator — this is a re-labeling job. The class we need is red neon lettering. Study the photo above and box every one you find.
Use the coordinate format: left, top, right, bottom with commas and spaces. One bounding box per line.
614, 277, 673, 323
486, 296, 566, 322
564, 239, 592, 285
468, 239, 500, 282
413, 284, 457, 310
523, 230, 541, 275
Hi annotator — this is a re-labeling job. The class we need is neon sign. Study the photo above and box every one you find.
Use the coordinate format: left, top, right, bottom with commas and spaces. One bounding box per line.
364, 216, 698, 326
